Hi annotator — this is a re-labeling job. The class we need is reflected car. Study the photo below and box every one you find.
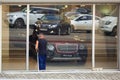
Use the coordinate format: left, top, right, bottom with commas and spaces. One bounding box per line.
70, 14, 101, 32
7, 7, 59, 28
29, 38, 88, 64
47, 41, 88, 64
40, 14, 71, 35
100, 16, 117, 36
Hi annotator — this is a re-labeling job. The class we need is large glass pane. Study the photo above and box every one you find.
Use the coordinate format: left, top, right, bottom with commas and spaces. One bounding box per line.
2, 5, 26, 70
29, 5, 92, 70
95, 4, 118, 69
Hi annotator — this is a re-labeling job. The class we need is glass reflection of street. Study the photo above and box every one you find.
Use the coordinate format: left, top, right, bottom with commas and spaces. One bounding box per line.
2, 4, 117, 70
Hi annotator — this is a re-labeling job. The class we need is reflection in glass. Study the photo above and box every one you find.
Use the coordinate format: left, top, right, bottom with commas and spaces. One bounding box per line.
29, 5, 92, 70
95, 5, 118, 69
2, 5, 26, 70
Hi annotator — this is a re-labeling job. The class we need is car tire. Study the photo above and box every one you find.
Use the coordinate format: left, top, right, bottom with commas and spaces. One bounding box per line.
111, 27, 117, 36
14, 19, 25, 28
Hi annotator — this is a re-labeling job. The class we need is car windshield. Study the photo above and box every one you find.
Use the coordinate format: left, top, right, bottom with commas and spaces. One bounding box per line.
69, 14, 80, 20
41, 15, 60, 21
22, 8, 27, 12
22, 8, 32, 13
65, 12, 80, 20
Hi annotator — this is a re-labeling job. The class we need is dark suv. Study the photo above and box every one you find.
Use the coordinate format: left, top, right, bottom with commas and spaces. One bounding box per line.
47, 41, 88, 64
40, 14, 71, 35
29, 36, 88, 64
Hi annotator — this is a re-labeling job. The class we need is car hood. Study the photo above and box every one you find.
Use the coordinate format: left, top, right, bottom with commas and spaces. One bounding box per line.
102, 16, 117, 22
42, 20, 60, 25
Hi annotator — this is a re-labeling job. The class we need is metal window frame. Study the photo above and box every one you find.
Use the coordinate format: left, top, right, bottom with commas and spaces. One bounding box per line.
118, 4, 120, 70
26, 4, 30, 71
0, 4, 2, 73
0, 3, 119, 72
92, 4, 95, 69
1, 0, 120, 4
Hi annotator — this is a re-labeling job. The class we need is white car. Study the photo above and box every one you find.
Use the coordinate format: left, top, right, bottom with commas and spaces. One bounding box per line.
70, 14, 101, 32
100, 16, 117, 36
7, 7, 59, 28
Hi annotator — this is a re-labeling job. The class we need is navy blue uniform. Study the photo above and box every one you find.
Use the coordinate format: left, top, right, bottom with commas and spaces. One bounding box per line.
38, 39, 47, 70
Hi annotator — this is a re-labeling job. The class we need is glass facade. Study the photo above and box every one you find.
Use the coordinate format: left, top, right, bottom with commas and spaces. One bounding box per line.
29, 5, 92, 70
2, 5, 27, 70
95, 5, 118, 69
0, 4, 119, 71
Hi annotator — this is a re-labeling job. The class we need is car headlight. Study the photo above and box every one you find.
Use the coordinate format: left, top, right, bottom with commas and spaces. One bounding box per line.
49, 24, 57, 28
105, 21, 111, 25
47, 44, 55, 51
79, 44, 86, 50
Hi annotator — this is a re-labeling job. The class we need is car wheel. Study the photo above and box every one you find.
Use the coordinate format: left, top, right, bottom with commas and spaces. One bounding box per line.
14, 19, 25, 28
67, 27, 71, 35
111, 27, 117, 36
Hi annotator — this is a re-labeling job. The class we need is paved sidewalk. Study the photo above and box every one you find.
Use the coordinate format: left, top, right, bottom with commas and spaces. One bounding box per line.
0, 70, 120, 80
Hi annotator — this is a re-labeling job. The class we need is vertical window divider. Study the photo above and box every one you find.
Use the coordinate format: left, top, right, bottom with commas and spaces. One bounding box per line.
92, 4, 96, 69
26, 4, 30, 71
118, 4, 120, 70
0, 4, 2, 73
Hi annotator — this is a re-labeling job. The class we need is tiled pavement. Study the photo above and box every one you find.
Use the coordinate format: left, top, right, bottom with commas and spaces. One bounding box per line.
0, 70, 120, 80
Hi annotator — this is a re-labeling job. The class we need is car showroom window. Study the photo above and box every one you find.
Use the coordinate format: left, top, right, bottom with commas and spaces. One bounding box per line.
95, 4, 118, 69
2, 5, 27, 70
29, 5, 92, 70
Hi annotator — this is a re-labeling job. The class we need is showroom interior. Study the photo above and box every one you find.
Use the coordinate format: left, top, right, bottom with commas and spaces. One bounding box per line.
0, 0, 120, 72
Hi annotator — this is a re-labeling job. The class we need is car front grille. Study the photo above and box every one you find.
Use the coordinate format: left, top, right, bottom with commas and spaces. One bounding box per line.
41, 24, 49, 28
56, 44, 78, 54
